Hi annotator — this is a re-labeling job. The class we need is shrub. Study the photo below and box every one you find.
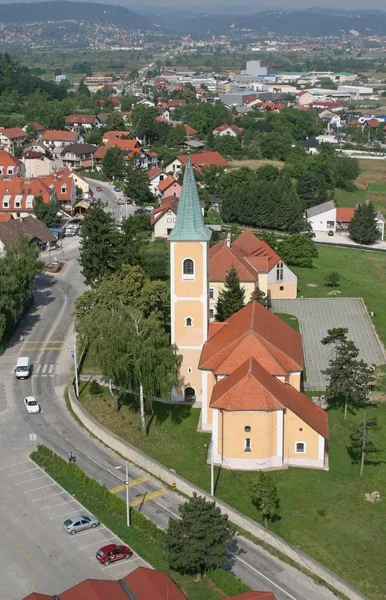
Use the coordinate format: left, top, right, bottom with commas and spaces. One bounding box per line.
89, 380, 103, 395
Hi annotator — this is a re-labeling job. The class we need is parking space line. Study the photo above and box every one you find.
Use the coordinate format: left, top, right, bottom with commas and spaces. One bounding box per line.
9, 467, 39, 476
50, 510, 84, 520
41, 499, 79, 510
24, 484, 55, 493
103, 558, 139, 568
16, 474, 48, 485
69, 526, 106, 539
0, 460, 29, 471
110, 476, 148, 494
33, 491, 63, 502
81, 536, 117, 549
130, 488, 167, 507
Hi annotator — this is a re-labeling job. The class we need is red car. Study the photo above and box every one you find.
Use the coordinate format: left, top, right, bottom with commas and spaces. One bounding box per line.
96, 186, 102, 192
96, 543, 133, 566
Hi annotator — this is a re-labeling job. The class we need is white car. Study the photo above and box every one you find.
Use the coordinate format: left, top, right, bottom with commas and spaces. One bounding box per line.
24, 396, 40, 414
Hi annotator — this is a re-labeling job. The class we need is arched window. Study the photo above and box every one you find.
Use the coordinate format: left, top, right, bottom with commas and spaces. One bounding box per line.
184, 387, 196, 401
183, 258, 194, 280
185, 317, 193, 327
276, 261, 284, 282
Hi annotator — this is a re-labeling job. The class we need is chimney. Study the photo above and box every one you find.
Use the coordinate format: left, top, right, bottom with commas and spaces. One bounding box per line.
226, 232, 231, 248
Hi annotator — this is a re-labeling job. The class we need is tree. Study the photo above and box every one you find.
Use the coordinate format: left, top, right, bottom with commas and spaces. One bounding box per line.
33, 195, 61, 228
124, 161, 154, 205
166, 124, 187, 149
250, 287, 269, 307
215, 266, 245, 322
297, 170, 330, 208
260, 132, 293, 161
84, 128, 102, 145
279, 234, 318, 268
213, 135, 244, 159
102, 146, 125, 180
120, 92, 133, 111
104, 111, 126, 132
131, 104, 159, 144
334, 155, 360, 190
348, 413, 381, 476
78, 200, 121, 288
250, 472, 279, 529
348, 203, 380, 245
322, 328, 374, 419
325, 271, 341, 288
166, 493, 231, 580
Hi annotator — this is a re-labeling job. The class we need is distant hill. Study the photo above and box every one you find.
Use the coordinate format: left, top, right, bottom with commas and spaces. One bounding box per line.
0, 1, 151, 29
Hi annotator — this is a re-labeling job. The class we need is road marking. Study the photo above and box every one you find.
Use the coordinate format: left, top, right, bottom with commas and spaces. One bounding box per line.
50, 510, 84, 520
34, 364, 42, 374
48, 364, 54, 374
103, 557, 139, 568
155, 500, 180, 519
24, 484, 55, 493
69, 526, 105, 539
33, 491, 63, 502
41, 499, 79, 510
130, 488, 167, 508
110, 476, 148, 494
233, 555, 299, 600
42, 364, 48, 374
80, 536, 117, 549
16, 475, 48, 485
9, 467, 39, 477
0, 460, 29, 470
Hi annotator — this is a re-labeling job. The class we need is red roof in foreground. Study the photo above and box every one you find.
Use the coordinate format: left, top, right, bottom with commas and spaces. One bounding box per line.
233, 229, 282, 271
199, 301, 303, 377
209, 357, 329, 439
336, 207, 355, 222
22, 595, 52, 600
122, 567, 187, 600
228, 593, 277, 600
60, 579, 128, 600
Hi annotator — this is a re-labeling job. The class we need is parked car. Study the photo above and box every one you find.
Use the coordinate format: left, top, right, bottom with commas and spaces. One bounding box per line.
24, 396, 40, 414
63, 514, 100, 535
96, 543, 133, 566
96, 186, 102, 192
113, 185, 120, 192
135, 208, 147, 215
116, 197, 125, 205
328, 230, 334, 237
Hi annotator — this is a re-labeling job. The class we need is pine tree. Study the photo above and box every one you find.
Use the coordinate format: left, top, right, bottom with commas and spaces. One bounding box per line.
166, 493, 231, 580
348, 202, 380, 245
250, 472, 280, 529
348, 414, 381, 476
215, 266, 245, 322
102, 146, 125, 180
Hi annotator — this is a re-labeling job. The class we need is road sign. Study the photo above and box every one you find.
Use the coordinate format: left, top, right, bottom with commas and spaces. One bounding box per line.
29, 433, 37, 442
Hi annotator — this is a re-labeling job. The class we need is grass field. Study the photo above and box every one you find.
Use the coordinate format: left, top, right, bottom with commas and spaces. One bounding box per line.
368, 183, 386, 192
274, 312, 300, 332
228, 159, 285, 170
334, 188, 366, 207
80, 383, 386, 600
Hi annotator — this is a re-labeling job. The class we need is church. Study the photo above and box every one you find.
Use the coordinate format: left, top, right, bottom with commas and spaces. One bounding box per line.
169, 159, 328, 471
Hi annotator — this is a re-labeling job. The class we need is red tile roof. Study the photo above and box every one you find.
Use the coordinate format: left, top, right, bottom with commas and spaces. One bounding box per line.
0, 126, 26, 140
177, 151, 228, 169
199, 301, 303, 376
105, 138, 141, 155
93, 146, 107, 160
60, 579, 128, 600
25, 121, 44, 131
0, 212, 13, 222
0, 149, 23, 169
214, 124, 243, 135
366, 119, 379, 128
122, 567, 187, 600
158, 176, 181, 193
65, 114, 97, 125
336, 207, 355, 222
40, 174, 74, 202
233, 230, 281, 271
42, 130, 79, 142
151, 196, 178, 225
102, 130, 131, 140
209, 241, 260, 282
147, 166, 163, 179
0, 178, 53, 212
184, 124, 198, 135
313, 101, 344, 109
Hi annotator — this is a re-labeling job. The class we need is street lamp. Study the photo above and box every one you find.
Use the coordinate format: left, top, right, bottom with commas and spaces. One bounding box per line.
125, 461, 131, 527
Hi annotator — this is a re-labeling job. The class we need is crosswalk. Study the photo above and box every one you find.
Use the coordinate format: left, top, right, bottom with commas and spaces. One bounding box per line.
10, 363, 56, 377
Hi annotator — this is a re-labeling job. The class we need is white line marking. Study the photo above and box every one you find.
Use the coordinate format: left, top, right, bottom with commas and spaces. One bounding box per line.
103, 558, 139, 568
155, 501, 180, 519
72, 451, 125, 484
50, 510, 83, 520
80, 536, 117, 549
49, 374, 55, 377
233, 555, 299, 600
16, 475, 48, 485
42, 364, 48, 374
33, 491, 63, 501
0, 460, 29, 471
41, 374, 47, 377
69, 526, 105, 539
41, 499, 78, 510
34, 364, 42, 374
48, 364, 54, 374
24, 484, 55, 493
9, 467, 39, 477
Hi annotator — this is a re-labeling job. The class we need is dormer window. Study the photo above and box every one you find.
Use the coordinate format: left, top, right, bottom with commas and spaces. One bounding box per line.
7, 167, 14, 175
183, 258, 194, 281
61, 185, 67, 194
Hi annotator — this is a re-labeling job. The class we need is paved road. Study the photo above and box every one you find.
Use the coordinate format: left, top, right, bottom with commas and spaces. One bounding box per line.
272, 298, 386, 390
0, 244, 340, 600
87, 179, 136, 223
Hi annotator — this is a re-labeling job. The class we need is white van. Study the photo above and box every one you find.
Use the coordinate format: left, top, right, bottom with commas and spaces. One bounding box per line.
15, 357, 31, 379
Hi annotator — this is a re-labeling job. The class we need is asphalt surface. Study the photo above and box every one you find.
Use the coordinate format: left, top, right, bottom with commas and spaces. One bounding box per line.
0, 234, 340, 599
87, 179, 136, 223
272, 298, 386, 390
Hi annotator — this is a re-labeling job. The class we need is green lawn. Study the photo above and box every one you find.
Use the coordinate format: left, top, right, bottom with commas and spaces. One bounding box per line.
274, 313, 300, 332
368, 183, 386, 192
334, 188, 366, 207
293, 245, 386, 347
80, 383, 386, 600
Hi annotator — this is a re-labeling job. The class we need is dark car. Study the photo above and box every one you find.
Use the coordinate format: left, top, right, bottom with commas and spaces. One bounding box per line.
113, 185, 120, 192
96, 543, 133, 566
328, 230, 334, 236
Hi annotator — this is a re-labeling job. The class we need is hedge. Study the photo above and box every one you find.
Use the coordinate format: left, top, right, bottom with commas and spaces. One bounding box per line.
31, 446, 249, 599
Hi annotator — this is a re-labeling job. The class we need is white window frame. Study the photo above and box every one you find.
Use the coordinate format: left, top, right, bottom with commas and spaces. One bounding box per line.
276, 261, 284, 282
182, 258, 195, 281
26, 197, 33, 209
185, 317, 193, 327
14, 198, 22, 209
7, 167, 14, 175
2, 198, 10, 209
61, 185, 67, 194
244, 438, 252, 452
295, 441, 306, 454
209, 287, 214, 299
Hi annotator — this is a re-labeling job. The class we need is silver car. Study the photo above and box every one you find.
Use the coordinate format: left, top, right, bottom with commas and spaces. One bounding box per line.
63, 514, 100, 535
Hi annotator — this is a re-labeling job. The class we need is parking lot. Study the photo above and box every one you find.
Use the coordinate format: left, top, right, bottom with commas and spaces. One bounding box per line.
0, 458, 147, 599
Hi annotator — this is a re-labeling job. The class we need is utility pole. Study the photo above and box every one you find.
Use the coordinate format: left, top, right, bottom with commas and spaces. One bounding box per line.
125, 461, 131, 527
210, 437, 214, 497
73, 344, 79, 398
360, 409, 367, 478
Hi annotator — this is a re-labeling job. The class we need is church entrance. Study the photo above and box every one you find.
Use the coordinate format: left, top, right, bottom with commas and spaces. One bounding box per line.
184, 387, 196, 402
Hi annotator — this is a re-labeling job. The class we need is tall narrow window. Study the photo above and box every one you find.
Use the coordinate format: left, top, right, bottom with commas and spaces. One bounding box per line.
276, 261, 284, 281
185, 317, 193, 327
183, 258, 194, 280
244, 438, 252, 452
209, 288, 214, 299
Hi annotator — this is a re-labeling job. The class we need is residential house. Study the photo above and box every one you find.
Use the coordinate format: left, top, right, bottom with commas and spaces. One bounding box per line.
0, 150, 25, 177
157, 176, 182, 199
23, 566, 278, 600
298, 137, 319, 154
296, 90, 314, 107
40, 174, 76, 213
54, 166, 90, 198
165, 151, 228, 175
152, 195, 204, 238
94, 139, 153, 171
0, 178, 54, 218
41, 130, 84, 155
319, 110, 341, 127
21, 151, 52, 178
23, 121, 45, 137
147, 166, 167, 194
28, 141, 49, 155
0, 127, 26, 152
0, 215, 56, 256
169, 160, 328, 470
65, 114, 100, 131
306, 201, 385, 239
213, 124, 243, 137
209, 230, 297, 319
61, 143, 97, 168
183, 124, 199, 137
102, 130, 132, 143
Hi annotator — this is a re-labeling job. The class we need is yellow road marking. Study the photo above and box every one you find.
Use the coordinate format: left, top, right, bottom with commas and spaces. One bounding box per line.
130, 488, 167, 507
110, 476, 149, 494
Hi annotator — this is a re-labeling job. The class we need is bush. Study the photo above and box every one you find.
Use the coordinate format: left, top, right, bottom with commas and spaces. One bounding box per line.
210, 568, 249, 595
89, 380, 103, 395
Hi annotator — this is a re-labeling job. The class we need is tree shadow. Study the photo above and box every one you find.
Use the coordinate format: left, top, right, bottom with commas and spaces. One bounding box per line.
346, 445, 385, 467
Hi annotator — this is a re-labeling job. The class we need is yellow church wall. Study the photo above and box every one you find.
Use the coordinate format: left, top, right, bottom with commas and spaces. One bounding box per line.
257, 273, 268, 295
268, 281, 297, 299
174, 302, 205, 346
219, 410, 278, 460
174, 242, 206, 298
288, 372, 301, 392
178, 348, 203, 397
283, 408, 320, 461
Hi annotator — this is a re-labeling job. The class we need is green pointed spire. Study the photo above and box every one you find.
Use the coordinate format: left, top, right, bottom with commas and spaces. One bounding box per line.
169, 158, 212, 242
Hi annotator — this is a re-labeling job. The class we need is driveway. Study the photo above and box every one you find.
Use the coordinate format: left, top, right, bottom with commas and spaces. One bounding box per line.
271, 298, 386, 391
